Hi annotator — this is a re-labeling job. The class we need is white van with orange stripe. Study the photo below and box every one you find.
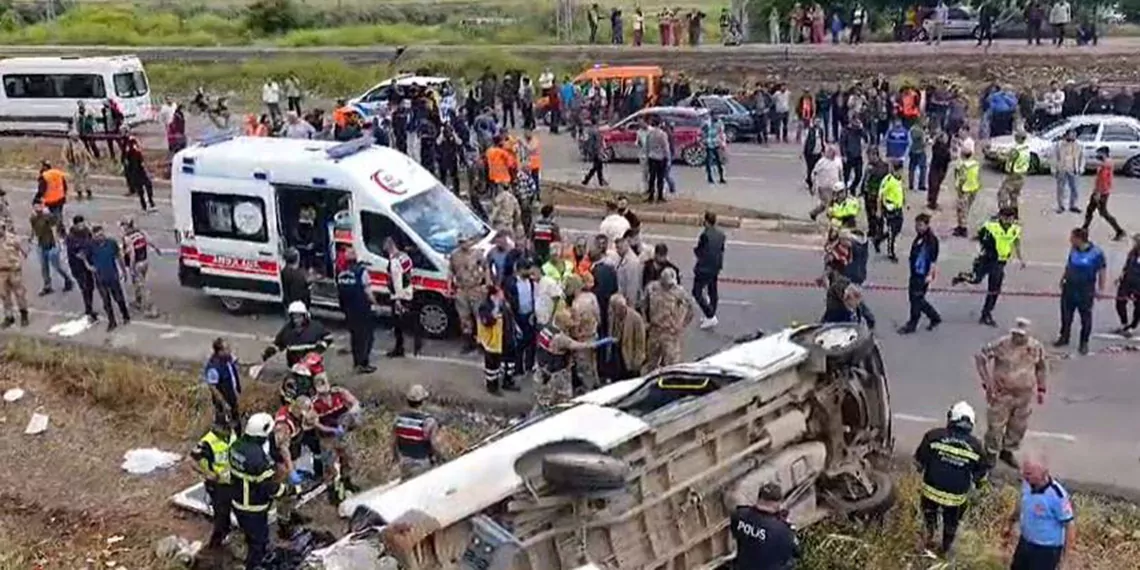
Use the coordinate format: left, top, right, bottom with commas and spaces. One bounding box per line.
171, 135, 493, 338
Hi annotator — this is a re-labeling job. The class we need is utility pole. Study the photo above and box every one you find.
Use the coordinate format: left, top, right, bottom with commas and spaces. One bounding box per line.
556, 0, 576, 43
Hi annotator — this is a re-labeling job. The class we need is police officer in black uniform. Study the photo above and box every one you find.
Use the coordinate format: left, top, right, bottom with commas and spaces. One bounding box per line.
914, 401, 992, 556
262, 301, 334, 368
229, 412, 297, 570
336, 245, 376, 374
730, 482, 800, 570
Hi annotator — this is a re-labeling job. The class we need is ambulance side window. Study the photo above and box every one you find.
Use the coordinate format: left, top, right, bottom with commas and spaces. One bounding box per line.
191, 192, 268, 243
360, 211, 435, 270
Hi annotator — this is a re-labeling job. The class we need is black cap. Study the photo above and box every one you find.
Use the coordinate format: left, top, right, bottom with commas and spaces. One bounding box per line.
757, 482, 783, 503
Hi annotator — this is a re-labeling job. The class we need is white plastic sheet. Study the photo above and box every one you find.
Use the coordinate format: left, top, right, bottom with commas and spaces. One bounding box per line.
3, 388, 24, 402
122, 448, 182, 474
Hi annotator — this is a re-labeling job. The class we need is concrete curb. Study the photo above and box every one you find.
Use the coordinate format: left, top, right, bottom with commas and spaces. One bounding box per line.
1, 168, 819, 233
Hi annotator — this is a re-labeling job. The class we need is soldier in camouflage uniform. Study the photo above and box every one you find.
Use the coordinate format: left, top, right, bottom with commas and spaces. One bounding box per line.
0, 224, 29, 327
448, 235, 486, 353
63, 132, 95, 200
530, 307, 597, 416
642, 268, 694, 371
975, 317, 1047, 469
565, 274, 601, 392
489, 186, 523, 238
0, 185, 12, 232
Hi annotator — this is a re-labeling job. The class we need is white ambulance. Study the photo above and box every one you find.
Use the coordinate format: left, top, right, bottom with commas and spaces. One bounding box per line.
171, 135, 493, 338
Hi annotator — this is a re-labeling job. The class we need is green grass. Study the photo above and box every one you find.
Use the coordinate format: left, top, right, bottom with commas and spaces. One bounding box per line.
0, 3, 729, 47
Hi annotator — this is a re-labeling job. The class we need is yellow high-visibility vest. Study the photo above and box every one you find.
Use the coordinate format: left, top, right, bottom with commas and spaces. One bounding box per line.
880, 174, 904, 211
1006, 144, 1030, 175
198, 431, 235, 484
984, 220, 1021, 261
957, 159, 981, 193
828, 197, 861, 220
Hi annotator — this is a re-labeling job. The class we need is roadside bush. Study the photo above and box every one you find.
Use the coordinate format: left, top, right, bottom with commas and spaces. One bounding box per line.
0, 5, 250, 45
245, 0, 302, 36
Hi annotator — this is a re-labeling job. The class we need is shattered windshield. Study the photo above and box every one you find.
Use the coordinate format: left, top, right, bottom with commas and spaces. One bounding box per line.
392, 185, 490, 254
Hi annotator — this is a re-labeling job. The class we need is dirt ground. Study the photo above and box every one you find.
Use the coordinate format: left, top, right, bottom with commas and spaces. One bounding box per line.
0, 340, 503, 570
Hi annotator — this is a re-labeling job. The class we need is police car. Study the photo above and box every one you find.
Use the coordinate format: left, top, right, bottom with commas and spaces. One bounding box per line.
348, 74, 453, 118
306, 323, 896, 570
171, 135, 493, 338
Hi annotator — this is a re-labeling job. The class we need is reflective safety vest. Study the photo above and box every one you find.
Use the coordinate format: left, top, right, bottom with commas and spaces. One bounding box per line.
880, 174, 905, 212
533, 219, 556, 244
957, 159, 981, 193
536, 324, 570, 372
40, 168, 67, 205
542, 258, 574, 284
122, 229, 148, 264
394, 410, 434, 460
229, 436, 287, 513
313, 391, 349, 428
388, 252, 413, 294
486, 147, 514, 184
983, 221, 1021, 262
828, 197, 861, 221
900, 90, 920, 119
199, 431, 235, 484
1006, 144, 1030, 175
527, 137, 542, 171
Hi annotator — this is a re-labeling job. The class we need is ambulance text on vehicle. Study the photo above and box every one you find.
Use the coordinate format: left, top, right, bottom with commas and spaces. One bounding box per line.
0, 55, 153, 135
171, 135, 493, 338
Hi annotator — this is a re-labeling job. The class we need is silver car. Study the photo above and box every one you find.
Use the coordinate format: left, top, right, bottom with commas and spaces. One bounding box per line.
983, 115, 1140, 176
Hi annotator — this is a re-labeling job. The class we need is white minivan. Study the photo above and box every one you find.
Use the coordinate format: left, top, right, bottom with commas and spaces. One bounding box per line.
0, 55, 153, 135
171, 135, 494, 338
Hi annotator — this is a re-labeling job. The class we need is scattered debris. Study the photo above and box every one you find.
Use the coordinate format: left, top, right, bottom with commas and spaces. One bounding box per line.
153, 535, 202, 566
122, 448, 182, 474
106, 535, 125, 545
24, 411, 49, 435
3, 387, 25, 402
249, 363, 265, 380
48, 316, 94, 338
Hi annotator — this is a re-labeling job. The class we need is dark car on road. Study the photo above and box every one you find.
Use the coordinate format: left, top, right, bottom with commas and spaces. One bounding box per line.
677, 94, 758, 142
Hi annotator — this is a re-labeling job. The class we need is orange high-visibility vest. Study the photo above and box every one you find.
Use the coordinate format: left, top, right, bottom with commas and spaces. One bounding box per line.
333, 106, 351, 128
486, 147, 515, 184
901, 90, 920, 119
527, 137, 542, 171
40, 168, 66, 205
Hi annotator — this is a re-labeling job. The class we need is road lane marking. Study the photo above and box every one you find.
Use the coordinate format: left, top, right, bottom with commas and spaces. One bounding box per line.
719, 299, 754, 306
893, 413, 1077, 442
562, 228, 1068, 268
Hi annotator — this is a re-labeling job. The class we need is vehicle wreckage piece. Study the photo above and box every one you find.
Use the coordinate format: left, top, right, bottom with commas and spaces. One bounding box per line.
308, 324, 894, 570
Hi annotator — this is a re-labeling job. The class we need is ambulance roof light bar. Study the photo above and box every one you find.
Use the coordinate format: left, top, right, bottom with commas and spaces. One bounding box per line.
196, 130, 238, 148
326, 137, 373, 160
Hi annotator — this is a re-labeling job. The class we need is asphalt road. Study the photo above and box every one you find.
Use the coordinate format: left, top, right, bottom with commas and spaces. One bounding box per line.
2, 166, 1139, 493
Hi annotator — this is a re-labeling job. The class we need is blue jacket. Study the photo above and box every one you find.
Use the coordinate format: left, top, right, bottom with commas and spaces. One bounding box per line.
987, 90, 1017, 114
885, 127, 910, 160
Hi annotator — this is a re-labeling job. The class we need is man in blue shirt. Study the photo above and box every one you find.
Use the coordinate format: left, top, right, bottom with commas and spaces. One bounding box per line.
203, 337, 242, 428
884, 119, 910, 166
85, 225, 130, 331
337, 245, 376, 374
1005, 457, 1075, 570
986, 85, 1018, 138
505, 260, 538, 376
899, 213, 942, 334
1054, 227, 1105, 355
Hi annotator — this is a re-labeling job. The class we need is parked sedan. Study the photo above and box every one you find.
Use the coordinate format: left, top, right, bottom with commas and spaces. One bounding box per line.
585, 106, 709, 166
983, 114, 1140, 176
677, 94, 758, 142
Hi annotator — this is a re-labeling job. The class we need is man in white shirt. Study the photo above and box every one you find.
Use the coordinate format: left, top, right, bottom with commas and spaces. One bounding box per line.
1042, 81, 1065, 126
808, 145, 844, 220
158, 97, 176, 127
1049, 0, 1071, 45
538, 68, 555, 98
927, 1, 949, 45
600, 201, 632, 245
262, 79, 282, 122
283, 112, 315, 139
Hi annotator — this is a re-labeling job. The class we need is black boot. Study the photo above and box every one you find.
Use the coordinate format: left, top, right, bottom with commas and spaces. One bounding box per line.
460, 336, 477, 354
502, 375, 520, 392
979, 314, 997, 327
18, 309, 28, 327
0, 316, 13, 328
999, 450, 1019, 469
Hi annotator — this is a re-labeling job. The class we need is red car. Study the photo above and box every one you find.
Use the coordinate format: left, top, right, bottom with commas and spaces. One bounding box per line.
587, 106, 709, 167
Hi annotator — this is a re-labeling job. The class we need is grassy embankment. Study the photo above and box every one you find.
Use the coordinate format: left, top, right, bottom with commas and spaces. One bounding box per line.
0, 3, 729, 48
0, 339, 1138, 569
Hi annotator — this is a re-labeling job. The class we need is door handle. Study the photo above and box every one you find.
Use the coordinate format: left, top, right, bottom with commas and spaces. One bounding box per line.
257, 251, 274, 257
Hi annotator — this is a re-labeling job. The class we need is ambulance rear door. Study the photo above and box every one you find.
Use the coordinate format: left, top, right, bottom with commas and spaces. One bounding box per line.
183, 174, 283, 311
